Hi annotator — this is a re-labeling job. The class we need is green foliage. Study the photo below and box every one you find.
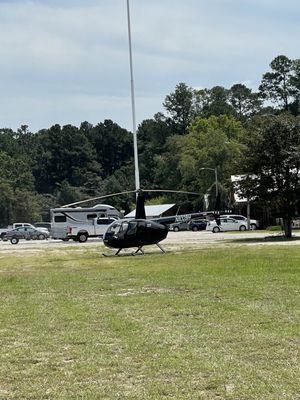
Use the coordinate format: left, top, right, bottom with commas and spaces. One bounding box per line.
179, 115, 245, 207
0, 151, 35, 191
163, 82, 195, 134
145, 196, 168, 206
0, 183, 45, 226
55, 180, 82, 206
229, 83, 262, 119
34, 124, 100, 192
259, 55, 298, 111
237, 113, 300, 237
82, 119, 133, 178
138, 113, 174, 188
195, 86, 236, 119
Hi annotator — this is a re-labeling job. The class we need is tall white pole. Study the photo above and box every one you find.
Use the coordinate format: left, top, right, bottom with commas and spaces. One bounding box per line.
126, 0, 140, 192
215, 167, 218, 198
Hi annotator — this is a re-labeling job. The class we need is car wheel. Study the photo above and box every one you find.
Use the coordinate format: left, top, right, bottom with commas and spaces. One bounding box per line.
10, 237, 19, 245
38, 234, 45, 240
250, 223, 257, 230
77, 233, 88, 243
192, 226, 198, 231
212, 226, 220, 233
173, 226, 179, 232
239, 225, 247, 231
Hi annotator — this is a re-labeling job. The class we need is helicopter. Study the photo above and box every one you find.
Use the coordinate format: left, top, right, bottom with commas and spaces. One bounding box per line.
63, 189, 209, 256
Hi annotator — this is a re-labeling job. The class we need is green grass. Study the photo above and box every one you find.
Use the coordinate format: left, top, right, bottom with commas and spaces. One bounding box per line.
0, 246, 299, 399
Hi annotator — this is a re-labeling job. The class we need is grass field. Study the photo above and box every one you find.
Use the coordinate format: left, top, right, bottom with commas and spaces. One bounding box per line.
0, 245, 299, 399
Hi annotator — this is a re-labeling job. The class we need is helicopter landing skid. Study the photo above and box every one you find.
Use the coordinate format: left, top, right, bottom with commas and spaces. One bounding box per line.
102, 248, 123, 257
132, 247, 145, 256
156, 243, 166, 254
102, 244, 166, 257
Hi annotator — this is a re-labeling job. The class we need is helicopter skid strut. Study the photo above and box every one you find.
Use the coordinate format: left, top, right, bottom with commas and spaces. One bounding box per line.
132, 247, 145, 256
156, 243, 166, 254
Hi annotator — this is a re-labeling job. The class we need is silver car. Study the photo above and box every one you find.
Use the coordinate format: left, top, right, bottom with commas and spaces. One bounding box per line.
4, 227, 50, 244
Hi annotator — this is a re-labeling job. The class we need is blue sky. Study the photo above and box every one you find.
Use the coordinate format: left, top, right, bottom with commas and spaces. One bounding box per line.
0, 0, 299, 132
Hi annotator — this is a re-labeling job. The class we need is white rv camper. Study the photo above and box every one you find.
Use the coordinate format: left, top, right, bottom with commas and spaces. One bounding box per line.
50, 204, 121, 242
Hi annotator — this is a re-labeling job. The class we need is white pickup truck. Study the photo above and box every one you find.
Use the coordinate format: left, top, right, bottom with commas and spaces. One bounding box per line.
59, 217, 118, 243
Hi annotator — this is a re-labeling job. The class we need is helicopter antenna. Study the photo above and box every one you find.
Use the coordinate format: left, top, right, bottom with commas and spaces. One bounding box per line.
126, 0, 140, 192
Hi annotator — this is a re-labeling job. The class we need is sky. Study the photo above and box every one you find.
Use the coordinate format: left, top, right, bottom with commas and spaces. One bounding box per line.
0, 0, 299, 133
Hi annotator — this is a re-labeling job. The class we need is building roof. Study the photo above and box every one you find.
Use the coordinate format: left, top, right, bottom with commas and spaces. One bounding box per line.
125, 204, 176, 218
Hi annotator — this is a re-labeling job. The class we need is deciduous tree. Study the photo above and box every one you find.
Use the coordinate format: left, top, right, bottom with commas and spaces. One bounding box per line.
236, 114, 300, 238
259, 55, 297, 111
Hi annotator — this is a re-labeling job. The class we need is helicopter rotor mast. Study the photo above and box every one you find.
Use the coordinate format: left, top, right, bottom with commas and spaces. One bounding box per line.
126, 0, 140, 192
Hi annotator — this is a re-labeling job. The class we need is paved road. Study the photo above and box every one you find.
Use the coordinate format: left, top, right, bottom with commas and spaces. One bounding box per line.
0, 230, 299, 254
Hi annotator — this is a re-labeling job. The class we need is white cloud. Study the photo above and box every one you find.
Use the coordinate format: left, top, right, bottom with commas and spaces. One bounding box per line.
0, 0, 299, 131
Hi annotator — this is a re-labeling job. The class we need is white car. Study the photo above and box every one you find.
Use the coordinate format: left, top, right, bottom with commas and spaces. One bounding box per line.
222, 215, 259, 230
206, 218, 247, 233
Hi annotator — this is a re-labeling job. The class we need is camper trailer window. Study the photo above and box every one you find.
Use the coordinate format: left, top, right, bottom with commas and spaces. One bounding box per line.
54, 215, 67, 223
97, 219, 111, 225
87, 214, 97, 220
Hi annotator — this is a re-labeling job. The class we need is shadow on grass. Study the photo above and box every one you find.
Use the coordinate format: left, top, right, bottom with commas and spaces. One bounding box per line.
227, 234, 300, 244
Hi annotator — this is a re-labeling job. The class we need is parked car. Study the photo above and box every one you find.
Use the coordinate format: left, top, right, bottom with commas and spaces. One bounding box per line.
12, 223, 50, 234
206, 218, 247, 233
188, 219, 207, 231
221, 214, 259, 230
169, 222, 189, 232
4, 227, 50, 244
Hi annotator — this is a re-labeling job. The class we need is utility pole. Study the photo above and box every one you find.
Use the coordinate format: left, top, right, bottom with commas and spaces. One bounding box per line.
126, 0, 140, 192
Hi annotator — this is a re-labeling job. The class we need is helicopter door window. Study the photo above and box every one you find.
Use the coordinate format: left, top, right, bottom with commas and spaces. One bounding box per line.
120, 222, 129, 232
126, 222, 137, 236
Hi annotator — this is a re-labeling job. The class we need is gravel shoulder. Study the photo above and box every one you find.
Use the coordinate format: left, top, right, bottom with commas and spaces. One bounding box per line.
0, 230, 300, 255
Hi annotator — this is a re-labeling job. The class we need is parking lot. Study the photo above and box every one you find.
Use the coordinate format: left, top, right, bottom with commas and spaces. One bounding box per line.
1, 230, 300, 254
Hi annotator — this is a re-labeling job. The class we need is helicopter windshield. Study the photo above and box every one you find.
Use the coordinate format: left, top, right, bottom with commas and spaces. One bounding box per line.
107, 222, 122, 234
107, 221, 130, 235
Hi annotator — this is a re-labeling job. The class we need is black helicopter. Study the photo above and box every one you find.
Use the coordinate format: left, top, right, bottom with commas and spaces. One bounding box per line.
104, 190, 209, 255
64, 189, 208, 256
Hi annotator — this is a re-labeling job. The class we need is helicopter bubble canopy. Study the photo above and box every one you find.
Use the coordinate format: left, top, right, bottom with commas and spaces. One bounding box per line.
106, 219, 133, 235
107, 221, 122, 235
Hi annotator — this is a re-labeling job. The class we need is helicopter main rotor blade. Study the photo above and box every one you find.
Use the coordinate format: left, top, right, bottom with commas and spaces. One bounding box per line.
145, 189, 200, 196
61, 190, 136, 208
61, 188, 201, 208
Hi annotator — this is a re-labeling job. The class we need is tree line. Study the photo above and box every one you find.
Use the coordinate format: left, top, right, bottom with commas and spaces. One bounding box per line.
0, 55, 300, 236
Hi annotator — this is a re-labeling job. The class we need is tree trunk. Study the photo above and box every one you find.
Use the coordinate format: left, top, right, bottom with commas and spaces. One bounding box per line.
283, 217, 292, 239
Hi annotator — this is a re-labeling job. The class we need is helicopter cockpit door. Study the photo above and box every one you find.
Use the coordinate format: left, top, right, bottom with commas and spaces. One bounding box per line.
126, 221, 137, 236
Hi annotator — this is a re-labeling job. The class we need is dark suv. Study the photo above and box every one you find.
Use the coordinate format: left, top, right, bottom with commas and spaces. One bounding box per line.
188, 219, 207, 231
